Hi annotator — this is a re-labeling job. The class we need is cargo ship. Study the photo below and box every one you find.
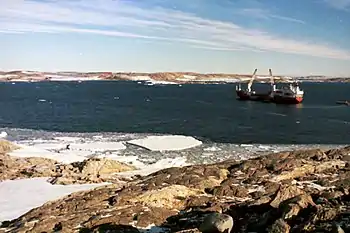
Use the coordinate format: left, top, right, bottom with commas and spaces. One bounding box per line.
236, 69, 304, 104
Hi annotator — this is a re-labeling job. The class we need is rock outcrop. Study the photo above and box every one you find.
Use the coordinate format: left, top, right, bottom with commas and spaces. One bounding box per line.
0, 152, 56, 181
0, 140, 136, 184
0, 140, 56, 180
0, 140, 19, 154
1, 146, 350, 232
48, 158, 136, 185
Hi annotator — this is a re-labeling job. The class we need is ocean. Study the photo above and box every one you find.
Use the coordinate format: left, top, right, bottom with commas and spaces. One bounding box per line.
0, 80, 349, 165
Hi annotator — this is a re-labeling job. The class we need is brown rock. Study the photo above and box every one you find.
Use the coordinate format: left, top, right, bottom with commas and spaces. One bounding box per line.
210, 179, 249, 198
270, 185, 305, 208
280, 194, 316, 219
50, 158, 136, 185
2, 146, 350, 233
0, 153, 56, 181
0, 140, 20, 154
198, 213, 233, 233
268, 219, 290, 233
129, 185, 203, 209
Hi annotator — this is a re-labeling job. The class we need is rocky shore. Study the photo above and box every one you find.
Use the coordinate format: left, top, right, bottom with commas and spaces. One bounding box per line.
0, 140, 349, 232
3, 70, 349, 84
0, 140, 136, 184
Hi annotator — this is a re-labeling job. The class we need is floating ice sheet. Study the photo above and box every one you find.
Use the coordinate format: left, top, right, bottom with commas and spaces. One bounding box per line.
127, 135, 202, 151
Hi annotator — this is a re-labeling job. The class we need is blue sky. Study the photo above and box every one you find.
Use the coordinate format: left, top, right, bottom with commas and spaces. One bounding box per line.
1, 0, 350, 76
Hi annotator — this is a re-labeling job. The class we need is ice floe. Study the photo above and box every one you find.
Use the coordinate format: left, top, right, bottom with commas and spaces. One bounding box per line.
127, 135, 202, 151
69, 142, 126, 152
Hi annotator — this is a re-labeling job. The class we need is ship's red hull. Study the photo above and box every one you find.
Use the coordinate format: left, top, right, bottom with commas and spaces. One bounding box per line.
272, 96, 303, 104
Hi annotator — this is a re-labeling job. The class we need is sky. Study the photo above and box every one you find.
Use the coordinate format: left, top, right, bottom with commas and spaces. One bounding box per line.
1, 0, 350, 76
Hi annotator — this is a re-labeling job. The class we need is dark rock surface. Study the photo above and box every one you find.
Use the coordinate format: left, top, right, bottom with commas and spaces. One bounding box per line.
1, 146, 350, 232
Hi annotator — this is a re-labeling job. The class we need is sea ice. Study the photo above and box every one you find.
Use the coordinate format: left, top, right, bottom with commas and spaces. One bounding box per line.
127, 135, 202, 151
54, 136, 82, 142
0, 177, 106, 222
69, 142, 126, 152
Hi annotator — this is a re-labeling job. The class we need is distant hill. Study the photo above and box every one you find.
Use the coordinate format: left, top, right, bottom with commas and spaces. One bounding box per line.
0, 70, 348, 83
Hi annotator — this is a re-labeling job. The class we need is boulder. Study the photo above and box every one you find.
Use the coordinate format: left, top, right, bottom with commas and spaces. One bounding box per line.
198, 213, 233, 233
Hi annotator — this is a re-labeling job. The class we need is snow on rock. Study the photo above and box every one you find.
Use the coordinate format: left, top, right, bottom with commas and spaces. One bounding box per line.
177, 75, 198, 81
129, 75, 152, 81
8, 139, 127, 164
116, 157, 190, 178
8, 145, 87, 164
0, 131, 7, 138
127, 135, 202, 151
0, 177, 106, 222
192, 77, 241, 83
46, 75, 102, 81
145, 80, 178, 85
138, 224, 169, 233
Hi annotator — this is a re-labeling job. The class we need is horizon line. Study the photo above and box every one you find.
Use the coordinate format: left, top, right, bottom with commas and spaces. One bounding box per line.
1, 69, 349, 78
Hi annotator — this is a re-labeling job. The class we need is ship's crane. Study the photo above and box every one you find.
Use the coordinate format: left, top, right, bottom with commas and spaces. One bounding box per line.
247, 68, 257, 92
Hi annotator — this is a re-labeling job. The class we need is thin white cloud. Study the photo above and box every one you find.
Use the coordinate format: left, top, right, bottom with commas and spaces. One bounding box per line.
0, 0, 349, 60
238, 8, 306, 24
323, 0, 350, 10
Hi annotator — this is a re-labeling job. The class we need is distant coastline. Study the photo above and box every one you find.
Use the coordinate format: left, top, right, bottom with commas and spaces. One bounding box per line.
0, 70, 349, 84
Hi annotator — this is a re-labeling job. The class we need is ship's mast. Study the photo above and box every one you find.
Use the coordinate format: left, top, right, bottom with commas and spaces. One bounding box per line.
247, 68, 257, 92
269, 68, 276, 91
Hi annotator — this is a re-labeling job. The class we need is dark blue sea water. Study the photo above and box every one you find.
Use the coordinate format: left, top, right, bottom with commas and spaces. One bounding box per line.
0, 81, 349, 144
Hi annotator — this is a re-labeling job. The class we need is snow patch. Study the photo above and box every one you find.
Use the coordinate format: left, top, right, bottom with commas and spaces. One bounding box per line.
117, 157, 190, 178
127, 135, 202, 151
0, 131, 7, 138
0, 177, 106, 222
145, 80, 178, 85
192, 77, 241, 83
138, 224, 169, 233
129, 75, 152, 81
8, 144, 88, 163
8, 140, 127, 164
46, 75, 102, 81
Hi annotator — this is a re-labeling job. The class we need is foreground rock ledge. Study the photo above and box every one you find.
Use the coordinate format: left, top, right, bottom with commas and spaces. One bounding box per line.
1, 146, 350, 232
